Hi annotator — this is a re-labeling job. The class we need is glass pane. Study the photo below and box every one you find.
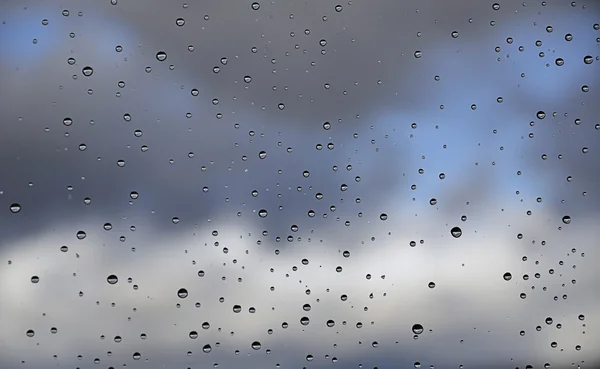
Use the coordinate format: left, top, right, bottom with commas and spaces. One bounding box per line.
1, 0, 599, 368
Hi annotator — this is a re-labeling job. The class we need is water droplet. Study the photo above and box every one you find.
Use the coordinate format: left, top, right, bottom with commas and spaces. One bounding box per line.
451, 31, 459, 38
63, 117, 73, 126
555, 58, 564, 66
428, 281, 436, 289
10, 203, 21, 213
31, 275, 39, 283
82, 66, 93, 77
536, 111, 546, 119
60, 245, 68, 252
584, 55, 593, 64
233, 304, 242, 313
258, 151, 267, 159
251, 2, 260, 10
300, 317, 310, 325
177, 288, 188, 298
335, 4, 343, 11
565, 33, 573, 41
50, 327, 57, 334
503, 272, 512, 281
202, 344, 212, 353
319, 39, 327, 47
251, 341, 261, 350
414, 50, 422, 58
189, 331, 198, 339
76, 230, 86, 240
380, 213, 388, 221
562, 215, 571, 224
156, 51, 167, 61
412, 324, 424, 334
176, 18, 185, 26
107, 274, 118, 285
26, 329, 35, 337
278, 103, 285, 110
133, 352, 141, 360
450, 226, 462, 238
258, 209, 268, 218
492, 2, 500, 10
244, 75, 252, 83
545, 317, 553, 325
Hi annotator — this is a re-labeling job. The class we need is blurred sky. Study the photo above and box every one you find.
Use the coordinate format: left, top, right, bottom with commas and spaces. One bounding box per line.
1, 0, 599, 368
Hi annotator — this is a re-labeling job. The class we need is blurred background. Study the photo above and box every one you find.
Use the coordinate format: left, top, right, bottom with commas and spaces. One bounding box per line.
0, 0, 599, 368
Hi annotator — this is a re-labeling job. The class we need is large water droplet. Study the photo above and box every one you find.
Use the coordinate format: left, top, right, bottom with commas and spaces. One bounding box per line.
251, 341, 262, 350
503, 272, 512, 281
107, 274, 118, 285
26, 329, 35, 337
177, 288, 188, 298
189, 331, 198, 339
450, 226, 462, 238
156, 51, 167, 61
82, 66, 93, 77
300, 316, 310, 325
9, 203, 21, 213
202, 344, 212, 353
412, 324, 424, 334
233, 304, 242, 313
562, 215, 571, 224
251, 2, 260, 10
258, 209, 268, 218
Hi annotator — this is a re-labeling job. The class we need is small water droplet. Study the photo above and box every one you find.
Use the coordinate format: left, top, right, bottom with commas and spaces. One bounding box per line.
300, 316, 310, 325
492, 2, 500, 10
258, 151, 267, 159
562, 215, 571, 224
584, 55, 593, 64
451, 31, 459, 38
202, 344, 212, 353
9, 203, 21, 213
414, 50, 422, 58
176, 18, 185, 26
26, 329, 35, 337
251, 2, 260, 10
31, 275, 39, 283
189, 331, 198, 339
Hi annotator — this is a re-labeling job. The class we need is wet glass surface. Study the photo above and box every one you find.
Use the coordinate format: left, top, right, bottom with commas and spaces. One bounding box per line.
1, 0, 599, 368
